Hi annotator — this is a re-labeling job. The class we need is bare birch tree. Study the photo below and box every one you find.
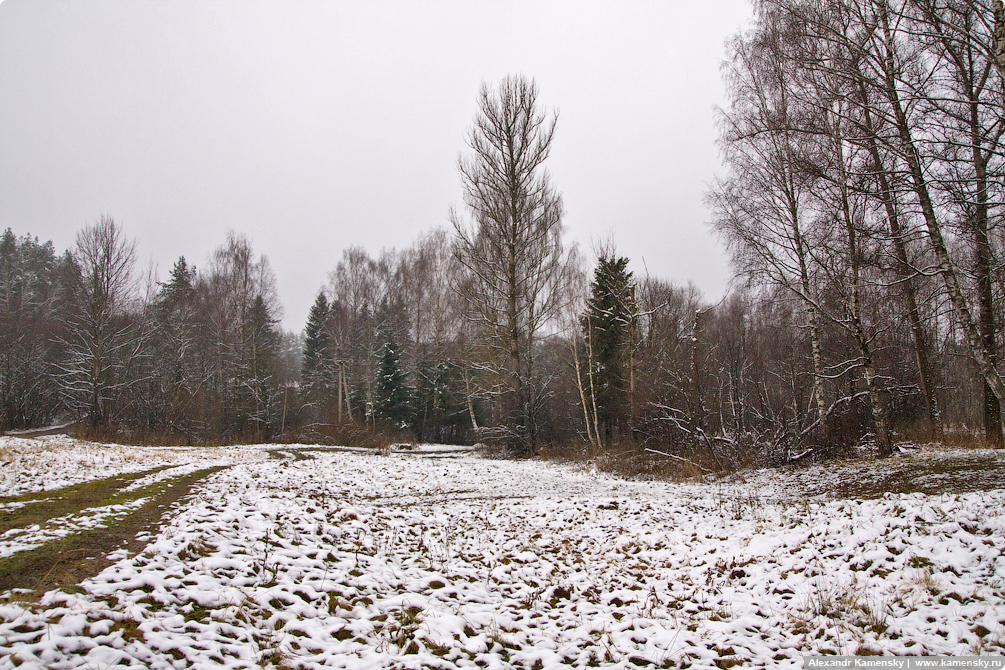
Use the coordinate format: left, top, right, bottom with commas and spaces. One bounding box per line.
809, 0, 1005, 442
908, 0, 1005, 444
709, 15, 831, 437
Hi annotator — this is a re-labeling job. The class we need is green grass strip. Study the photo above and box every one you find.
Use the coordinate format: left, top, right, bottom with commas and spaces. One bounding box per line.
0, 466, 178, 536
0, 466, 229, 597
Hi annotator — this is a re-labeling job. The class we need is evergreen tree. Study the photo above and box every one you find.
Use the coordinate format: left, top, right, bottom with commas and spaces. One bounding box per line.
159, 257, 196, 310
414, 346, 450, 442
244, 294, 281, 437
150, 256, 200, 436
301, 292, 331, 414
374, 330, 412, 429
582, 255, 637, 443
0, 229, 60, 430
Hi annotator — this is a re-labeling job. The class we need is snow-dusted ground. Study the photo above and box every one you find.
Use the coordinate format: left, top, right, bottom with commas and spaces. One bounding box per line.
0, 496, 151, 560
1, 440, 1005, 668
0, 436, 268, 497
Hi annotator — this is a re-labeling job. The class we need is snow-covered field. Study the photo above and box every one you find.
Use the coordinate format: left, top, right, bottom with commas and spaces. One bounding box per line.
2, 438, 1005, 668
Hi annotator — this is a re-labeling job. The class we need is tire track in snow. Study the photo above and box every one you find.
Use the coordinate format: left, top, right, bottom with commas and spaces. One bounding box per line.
0, 465, 230, 597
0, 464, 175, 535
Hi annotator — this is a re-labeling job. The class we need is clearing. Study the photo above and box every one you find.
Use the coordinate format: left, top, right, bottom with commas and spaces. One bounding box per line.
0, 436, 1004, 668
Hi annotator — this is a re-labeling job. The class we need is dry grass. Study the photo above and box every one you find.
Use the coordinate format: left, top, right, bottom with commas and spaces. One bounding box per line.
540, 434, 1005, 501
279, 423, 392, 450
72, 422, 199, 447
824, 448, 1005, 499
539, 440, 736, 483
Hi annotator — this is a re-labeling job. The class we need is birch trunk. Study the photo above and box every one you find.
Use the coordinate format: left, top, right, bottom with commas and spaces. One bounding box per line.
994, 0, 1005, 77
791, 207, 828, 435
831, 108, 891, 456
856, 78, 942, 439
570, 329, 596, 446
875, 8, 1005, 413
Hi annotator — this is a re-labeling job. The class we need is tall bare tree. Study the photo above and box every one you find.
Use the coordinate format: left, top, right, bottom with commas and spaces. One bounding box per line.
450, 74, 570, 454
709, 14, 831, 437
817, 0, 1005, 442
201, 232, 281, 438
909, 0, 1005, 444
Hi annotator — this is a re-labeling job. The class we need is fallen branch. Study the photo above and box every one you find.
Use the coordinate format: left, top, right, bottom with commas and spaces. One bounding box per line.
644, 448, 714, 474
799, 390, 872, 438
787, 448, 813, 462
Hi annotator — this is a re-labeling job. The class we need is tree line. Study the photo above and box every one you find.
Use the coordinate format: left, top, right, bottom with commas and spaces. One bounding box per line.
3, 23, 1005, 467
0, 221, 295, 443
708, 0, 1005, 461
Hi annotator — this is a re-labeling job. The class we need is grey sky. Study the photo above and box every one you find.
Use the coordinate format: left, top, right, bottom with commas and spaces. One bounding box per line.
0, 0, 751, 331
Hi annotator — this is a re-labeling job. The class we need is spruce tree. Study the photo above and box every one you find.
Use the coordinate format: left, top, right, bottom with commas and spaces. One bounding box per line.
301, 292, 331, 415
374, 330, 412, 429
414, 346, 454, 443
582, 255, 637, 443
244, 294, 281, 437
152, 256, 200, 434
302, 293, 330, 382
0, 229, 60, 430
158, 257, 196, 310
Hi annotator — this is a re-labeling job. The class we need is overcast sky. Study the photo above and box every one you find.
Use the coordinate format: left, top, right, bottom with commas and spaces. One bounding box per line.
0, 0, 751, 331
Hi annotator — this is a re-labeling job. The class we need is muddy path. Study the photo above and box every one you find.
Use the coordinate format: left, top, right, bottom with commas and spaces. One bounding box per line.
0, 421, 79, 439
0, 465, 229, 598
266, 448, 314, 461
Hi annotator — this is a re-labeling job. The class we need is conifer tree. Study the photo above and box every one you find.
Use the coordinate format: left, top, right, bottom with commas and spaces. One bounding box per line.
159, 257, 196, 310
222, 292, 280, 438
301, 292, 331, 412
582, 255, 637, 444
374, 330, 412, 429
0, 229, 60, 430
151, 256, 200, 435
414, 346, 457, 443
